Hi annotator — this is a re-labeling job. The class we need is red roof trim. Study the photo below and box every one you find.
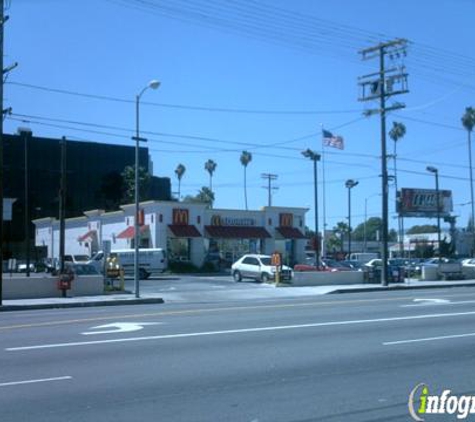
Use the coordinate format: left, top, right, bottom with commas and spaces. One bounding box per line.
168, 225, 202, 238
77, 229, 97, 242
116, 225, 149, 239
276, 227, 306, 239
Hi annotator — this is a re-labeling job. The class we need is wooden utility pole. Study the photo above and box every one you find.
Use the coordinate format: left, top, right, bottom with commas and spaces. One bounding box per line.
59, 137, 67, 273
0, 0, 5, 305
261, 173, 278, 207
358, 39, 409, 286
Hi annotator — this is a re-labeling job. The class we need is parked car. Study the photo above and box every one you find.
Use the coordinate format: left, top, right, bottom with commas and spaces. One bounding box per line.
16, 262, 36, 273
64, 254, 90, 264
61, 263, 100, 276
231, 254, 293, 282
294, 259, 352, 272
364, 259, 404, 283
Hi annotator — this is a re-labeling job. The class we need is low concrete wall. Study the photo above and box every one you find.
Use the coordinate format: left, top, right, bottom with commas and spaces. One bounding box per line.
292, 271, 365, 286
3, 274, 105, 299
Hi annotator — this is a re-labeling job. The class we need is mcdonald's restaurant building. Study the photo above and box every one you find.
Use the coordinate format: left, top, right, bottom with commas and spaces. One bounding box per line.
34, 201, 309, 268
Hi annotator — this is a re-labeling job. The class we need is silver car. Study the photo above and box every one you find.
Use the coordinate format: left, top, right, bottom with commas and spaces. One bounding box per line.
231, 254, 293, 282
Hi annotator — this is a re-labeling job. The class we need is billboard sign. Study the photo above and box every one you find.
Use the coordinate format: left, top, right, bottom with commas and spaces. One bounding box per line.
398, 188, 453, 218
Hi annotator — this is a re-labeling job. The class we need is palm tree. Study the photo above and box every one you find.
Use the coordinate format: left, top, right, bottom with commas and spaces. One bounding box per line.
240, 151, 252, 210
389, 121, 406, 256
204, 159, 217, 192
174, 163, 186, 201
462, 106, 475, 256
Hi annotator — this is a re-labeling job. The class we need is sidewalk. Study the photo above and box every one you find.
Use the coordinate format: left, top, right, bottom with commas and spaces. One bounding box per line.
2, 279, 475, 311
0, 292, 164, 312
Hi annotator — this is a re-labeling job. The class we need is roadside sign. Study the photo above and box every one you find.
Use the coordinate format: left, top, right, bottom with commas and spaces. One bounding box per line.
271, 252, 282, 267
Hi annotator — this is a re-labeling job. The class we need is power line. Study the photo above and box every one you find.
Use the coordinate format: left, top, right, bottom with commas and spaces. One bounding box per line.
6, 81, 362, 115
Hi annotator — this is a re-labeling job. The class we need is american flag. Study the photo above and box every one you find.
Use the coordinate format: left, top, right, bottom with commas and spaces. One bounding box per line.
322, 129, 344, 150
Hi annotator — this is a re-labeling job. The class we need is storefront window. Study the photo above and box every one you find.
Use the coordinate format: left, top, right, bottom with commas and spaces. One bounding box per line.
168, 238, 190, 262
204, 238, 263, 267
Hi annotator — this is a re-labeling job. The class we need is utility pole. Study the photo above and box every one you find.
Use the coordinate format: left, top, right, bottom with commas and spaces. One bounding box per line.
358, 39, 409, 286
59, 136, 67, 273
0, 0, 4, 306
261, 173, 278, 206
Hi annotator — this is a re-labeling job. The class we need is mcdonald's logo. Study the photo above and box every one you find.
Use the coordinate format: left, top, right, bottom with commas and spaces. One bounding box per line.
173, 209, 189, 226
210, 215, 222, 226
279, 213, 293, 227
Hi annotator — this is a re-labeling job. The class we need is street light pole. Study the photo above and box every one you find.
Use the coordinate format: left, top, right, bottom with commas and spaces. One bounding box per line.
427, 166, 441, 257
345, 179, 359, 258
302, 149, 321, 267
18, 127, 32, 277
133, 80, 160, 298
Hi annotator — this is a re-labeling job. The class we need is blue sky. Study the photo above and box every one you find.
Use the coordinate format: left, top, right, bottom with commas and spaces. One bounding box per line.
5, 0, 475, 233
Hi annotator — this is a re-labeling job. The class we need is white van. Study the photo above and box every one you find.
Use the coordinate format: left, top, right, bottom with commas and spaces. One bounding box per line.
348, 252, 379, 263
88, 248, 167, 279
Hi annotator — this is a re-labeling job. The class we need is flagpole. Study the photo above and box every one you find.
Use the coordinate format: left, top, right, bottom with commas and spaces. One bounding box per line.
321, 124, 327, 260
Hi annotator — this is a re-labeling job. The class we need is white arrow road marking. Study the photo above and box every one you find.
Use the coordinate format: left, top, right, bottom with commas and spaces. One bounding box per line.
82, 322, 162, 335
401, 298, 451, 307
0, 376, 72, 387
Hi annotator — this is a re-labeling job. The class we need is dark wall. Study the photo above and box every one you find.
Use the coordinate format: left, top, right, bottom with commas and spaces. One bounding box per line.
3, 133, 171, 256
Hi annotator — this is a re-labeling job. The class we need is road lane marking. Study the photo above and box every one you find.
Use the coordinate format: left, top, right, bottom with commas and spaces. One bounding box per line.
82, 322, 162, 335
7, 310, 475, 352
1, 294, 469, 331
0, 376, 72, 387
402, 299, 475, 307
383, 332, 475, 346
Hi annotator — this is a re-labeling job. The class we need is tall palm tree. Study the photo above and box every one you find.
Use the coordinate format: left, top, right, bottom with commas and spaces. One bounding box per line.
240, 150, 252, 210
174, 163, 186, 201
462, 106, 475, 256
389, 121, 406, 256
204, 159, 217, 192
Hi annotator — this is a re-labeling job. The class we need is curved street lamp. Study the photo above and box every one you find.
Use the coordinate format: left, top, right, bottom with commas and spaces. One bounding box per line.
134, 79, 160, 298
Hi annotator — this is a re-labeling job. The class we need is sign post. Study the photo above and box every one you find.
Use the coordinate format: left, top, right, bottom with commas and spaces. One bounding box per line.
271, 252, 282, 286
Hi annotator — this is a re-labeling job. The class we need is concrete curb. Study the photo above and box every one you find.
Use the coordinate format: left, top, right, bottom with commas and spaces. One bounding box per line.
0, 297, 165, 312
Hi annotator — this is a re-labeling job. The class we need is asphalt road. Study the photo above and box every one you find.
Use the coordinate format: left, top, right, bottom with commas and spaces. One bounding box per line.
2, 287, 475, 421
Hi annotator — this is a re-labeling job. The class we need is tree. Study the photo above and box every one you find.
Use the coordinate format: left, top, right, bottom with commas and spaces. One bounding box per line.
406, 225, 438, 234
389, 121, 407, 254
121, 165, 151, 204
100, 171, 123, 211
174, 163, 186, 201
183, 187, 214, 207
462, 106, 475, 256
352, 217, 382, 241
333, 221, 349, 253
204, 159, 217, 192
240, 151, 252, 210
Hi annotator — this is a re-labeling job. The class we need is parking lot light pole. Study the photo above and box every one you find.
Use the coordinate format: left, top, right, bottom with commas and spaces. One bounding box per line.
427, 166, 441, 258
345, 179, 359, 257
133, 80, 160, 298
18, 127, 32, 277
302, 149, 321, 268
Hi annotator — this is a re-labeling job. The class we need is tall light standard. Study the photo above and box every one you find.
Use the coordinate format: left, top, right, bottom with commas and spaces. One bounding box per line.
345, 179, 359, 257
133, 80, 160, 298
427, 166, 441, 257
302, 149, 321, 267
18, 127, 32, 277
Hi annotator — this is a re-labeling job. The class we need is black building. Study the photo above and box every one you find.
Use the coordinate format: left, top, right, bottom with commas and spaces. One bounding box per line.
3, 131, 171, 259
